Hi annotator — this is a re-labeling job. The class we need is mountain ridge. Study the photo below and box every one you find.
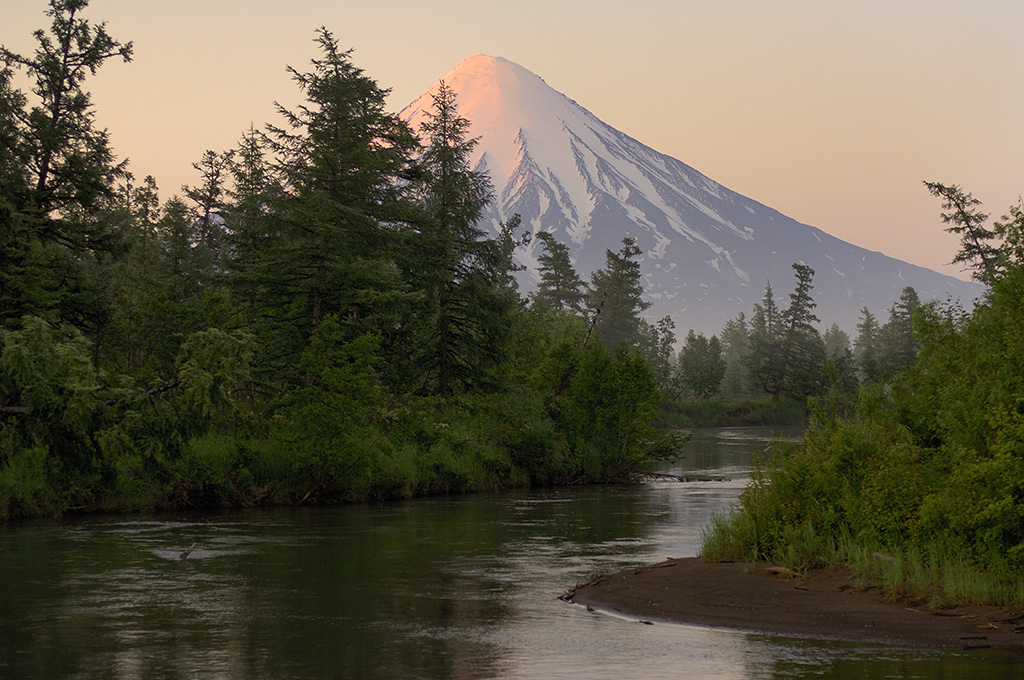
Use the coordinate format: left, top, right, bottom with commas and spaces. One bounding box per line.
400, 54, 984, 334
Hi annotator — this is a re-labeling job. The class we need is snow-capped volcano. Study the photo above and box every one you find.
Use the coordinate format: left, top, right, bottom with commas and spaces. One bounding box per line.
401, 54, 983, 334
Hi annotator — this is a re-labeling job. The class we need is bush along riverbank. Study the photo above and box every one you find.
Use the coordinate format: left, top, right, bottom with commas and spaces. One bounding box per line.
0, 321, 684, 519
0, 9, 694, 521
703, 189, 1024, 607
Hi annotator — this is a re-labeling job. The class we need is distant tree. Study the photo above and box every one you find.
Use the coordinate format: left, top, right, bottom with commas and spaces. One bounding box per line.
638, 315, 680, 398
822, 323, 850, 360
182, 149, 233, 265
746, 265, 826, 401
588, 237, 650, 352
879, 286, 920, 380
719, 313, 750, 396
745, 281, 782, 396
821, 322, 858, 406
533, 230, 586, 315
775, 264, 827, 400
854, 307, 884, 383
678, 330, 726, 400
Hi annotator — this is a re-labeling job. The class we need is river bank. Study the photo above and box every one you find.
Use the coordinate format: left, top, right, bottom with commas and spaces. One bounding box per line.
567, 557, 1024, 651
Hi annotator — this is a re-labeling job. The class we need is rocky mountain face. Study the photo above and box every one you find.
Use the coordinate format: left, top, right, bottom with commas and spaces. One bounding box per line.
400, 54, 983, 335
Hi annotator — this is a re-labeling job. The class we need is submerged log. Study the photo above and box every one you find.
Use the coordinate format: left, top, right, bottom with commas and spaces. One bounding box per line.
179, 543, 196, 561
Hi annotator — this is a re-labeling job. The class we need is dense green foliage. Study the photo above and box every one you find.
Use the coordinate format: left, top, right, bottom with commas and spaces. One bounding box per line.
0, 3, 680, 519
703, 190, 1024, 606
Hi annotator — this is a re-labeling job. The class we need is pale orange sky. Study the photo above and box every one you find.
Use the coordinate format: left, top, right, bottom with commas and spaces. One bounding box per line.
6, 0, 1022, 282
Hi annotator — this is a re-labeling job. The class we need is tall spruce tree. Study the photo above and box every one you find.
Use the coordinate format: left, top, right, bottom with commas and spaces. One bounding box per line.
182, 149, 233, 266
533, 230, 586, 315
719, 313, 750, 396
412, 81, 518, 396
0, 0, 133, 328
879, 286, 920, 380
745, 281, 782, 396
774, 263, 826, 400
854, 307, 883, 383
678, 330, 725, 401
234, 30, 420, 389
746, 265, 826, 401
588, 237, 650, 352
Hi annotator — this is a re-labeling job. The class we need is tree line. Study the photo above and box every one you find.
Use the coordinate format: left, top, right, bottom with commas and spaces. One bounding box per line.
703, 183, 1024, 606
0, 1, 683, 518
654, 260, 924, 426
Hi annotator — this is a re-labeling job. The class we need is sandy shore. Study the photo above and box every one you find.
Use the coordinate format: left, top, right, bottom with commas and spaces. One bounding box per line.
567, 557, 1024, 651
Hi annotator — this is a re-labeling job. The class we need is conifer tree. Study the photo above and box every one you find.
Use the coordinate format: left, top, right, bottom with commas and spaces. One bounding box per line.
639, 315, 680, 397
745, 281, 782, 396
533, 230, 586, 315
0, 0, 133, 327
588, 237, 650, 352
879, 286, 920, 380
924, 181, 999, 285
719, 313, 750, 396
678, 331, 725, 400
746, 265, 826, 401
236, 30, 420, 389
182, 149, 233, 265
822, 322, 859, 404
855, 307, 883, 383
774, 263, 826, 400
413, 81, 519, 396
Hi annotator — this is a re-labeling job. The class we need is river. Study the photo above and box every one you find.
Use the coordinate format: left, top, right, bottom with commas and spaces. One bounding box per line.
2, 426, 1022, 679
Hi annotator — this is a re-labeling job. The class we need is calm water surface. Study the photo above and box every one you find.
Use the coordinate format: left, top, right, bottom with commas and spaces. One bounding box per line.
2, 427, 1022, 679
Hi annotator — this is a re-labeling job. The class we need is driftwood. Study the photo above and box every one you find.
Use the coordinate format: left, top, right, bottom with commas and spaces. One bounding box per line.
179, 543, 196, 561
560, 573, 607, 602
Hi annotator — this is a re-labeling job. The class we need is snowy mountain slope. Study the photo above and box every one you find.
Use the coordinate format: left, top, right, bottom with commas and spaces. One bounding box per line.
400, 54, 984, 335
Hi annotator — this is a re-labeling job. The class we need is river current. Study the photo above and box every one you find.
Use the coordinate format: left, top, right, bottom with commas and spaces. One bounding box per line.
2, 427, 1022, 679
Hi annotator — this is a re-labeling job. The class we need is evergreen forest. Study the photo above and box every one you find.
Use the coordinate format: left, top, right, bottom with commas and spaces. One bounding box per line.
704, 183, 1024, 606
7, 7, 1024, 609
2, 2, 692, 518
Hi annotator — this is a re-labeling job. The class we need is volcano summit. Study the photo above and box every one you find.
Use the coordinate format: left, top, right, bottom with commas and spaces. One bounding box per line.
401, 55, 982, 334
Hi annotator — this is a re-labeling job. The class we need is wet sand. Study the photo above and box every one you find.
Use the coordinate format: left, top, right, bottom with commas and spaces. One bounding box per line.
567, 558, 1024, 651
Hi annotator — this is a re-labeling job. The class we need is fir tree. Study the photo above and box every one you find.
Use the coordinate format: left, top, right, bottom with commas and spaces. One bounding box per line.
533, 230, 586, 315
182, 149, 233, 265
879, 286, 920, 380
678, 330, 726, 400
775, 263, 826, 400
855, 307, 883, 383
719, 313, 750, 396
745, 281, 782, 396
234, 30, 420, 389
924, 181, 999, 285
412, 81, 518, 396
588, 237, 650, 352
0, 0, 133, 328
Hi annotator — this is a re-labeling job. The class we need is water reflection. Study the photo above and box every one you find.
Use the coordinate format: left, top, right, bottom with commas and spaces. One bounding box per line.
2, 427, 1022, 679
